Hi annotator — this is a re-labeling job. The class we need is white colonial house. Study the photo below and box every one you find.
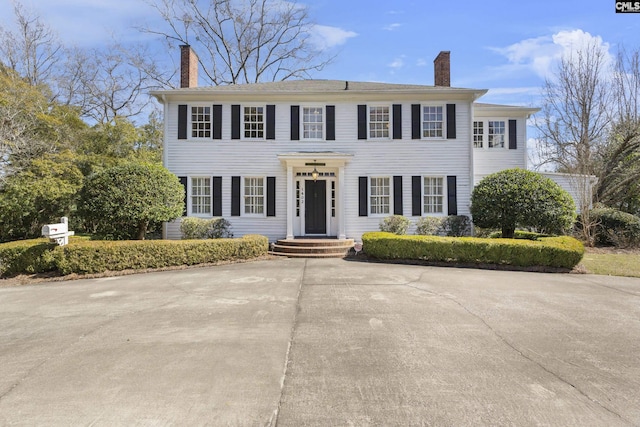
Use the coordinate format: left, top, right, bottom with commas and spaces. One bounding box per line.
152, 47, 543, 244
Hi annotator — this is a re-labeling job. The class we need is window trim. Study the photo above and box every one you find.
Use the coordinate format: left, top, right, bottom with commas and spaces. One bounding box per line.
242, 176, 266, 217
242, 105, 266, 140
368, 105, 391, 140
189, 176, 212, 216
474, 118, 509, 149
422, 176, 446, 216
421, 104, 446, 140
189, 104, 213, 140
301, 105, 325, 141
368, 176, 392, 216
473, 121, 484, 148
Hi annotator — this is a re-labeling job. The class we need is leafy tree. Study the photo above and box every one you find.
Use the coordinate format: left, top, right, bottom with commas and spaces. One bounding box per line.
471, 169, 576, 238
0, 151, 83, 242
78, 162, 184, 240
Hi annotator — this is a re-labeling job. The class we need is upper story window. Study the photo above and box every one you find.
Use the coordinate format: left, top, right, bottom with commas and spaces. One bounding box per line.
488, 121, 506, 148
369, 106, 390, 139
244, 177, 264, 215
370, 177, 391, 215
191, 177, 211, 215
473, 121, 484, 148
422, 105, 443, 138
244, 106, 264, 139
303, 107, 323, 139
191, 106, 211, 138
424, 176, 444, 214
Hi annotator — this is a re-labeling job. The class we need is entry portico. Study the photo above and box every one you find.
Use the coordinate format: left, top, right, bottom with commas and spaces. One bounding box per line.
278, 152, 353, 240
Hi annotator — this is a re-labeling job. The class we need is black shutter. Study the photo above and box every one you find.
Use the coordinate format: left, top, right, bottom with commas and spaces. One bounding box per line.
179, 176, 188, 216
358, 105, 367, 140
178, 105, 188, 140
412, 176, 422, 216
447, 176, 457, 215
393, 104, 402, 140
231, 105, 240, 140
213, 176, 222, 216
266, 105, 275, 140
267, 177, 276, 217
231, 176, 240, 216
290, 105, 300, 140
393, 176, 403, 215
509, 119, 517, 149
446, 104, 456, 139
359, 177, 368, 216
212, 105, 222, 139
411, 104, 421, 139
326, 105, 335, 140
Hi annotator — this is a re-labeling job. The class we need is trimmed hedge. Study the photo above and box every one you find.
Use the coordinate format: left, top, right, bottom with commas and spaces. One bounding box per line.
590, 207, 640, 247
362, 232, 584, 269
0, 235, 268, 277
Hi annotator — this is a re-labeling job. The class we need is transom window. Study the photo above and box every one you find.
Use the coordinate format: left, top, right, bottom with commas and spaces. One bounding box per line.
191, 177, 211, 215
422, 106, 443, 138
303, 107, 323, 139
244, 106, 264, 139
473, 121, 484, 148
424, 177, 444, 214
244, 177, 264, 214
488, 121, 506, 148
191, 106, 211, 138
369, 106, 390, 139
370, 177, 390, 215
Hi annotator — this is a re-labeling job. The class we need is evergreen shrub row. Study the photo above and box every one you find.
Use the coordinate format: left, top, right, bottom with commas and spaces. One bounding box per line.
0, 235, 268, 277
362, 232, 584, 269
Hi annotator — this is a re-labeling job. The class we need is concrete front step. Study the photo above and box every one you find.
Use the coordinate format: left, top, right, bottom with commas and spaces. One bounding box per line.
271, 238, 354, 258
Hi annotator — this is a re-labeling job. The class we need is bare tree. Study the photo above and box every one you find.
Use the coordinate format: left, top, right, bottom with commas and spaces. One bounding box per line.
140, 0, 332, 86
0, 1, 62, 86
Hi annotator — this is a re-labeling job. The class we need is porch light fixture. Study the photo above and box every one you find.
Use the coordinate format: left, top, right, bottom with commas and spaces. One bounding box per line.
311, 166, 319, 181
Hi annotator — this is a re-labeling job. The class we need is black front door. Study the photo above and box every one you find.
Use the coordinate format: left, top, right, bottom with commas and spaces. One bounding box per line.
305, 180, 326, 234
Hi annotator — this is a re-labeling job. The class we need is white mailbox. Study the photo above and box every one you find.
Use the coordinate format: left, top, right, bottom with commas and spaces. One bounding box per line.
42, 217, 74, 246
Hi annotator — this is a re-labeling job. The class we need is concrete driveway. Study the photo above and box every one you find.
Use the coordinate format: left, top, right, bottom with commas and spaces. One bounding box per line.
0, 259, 639, 426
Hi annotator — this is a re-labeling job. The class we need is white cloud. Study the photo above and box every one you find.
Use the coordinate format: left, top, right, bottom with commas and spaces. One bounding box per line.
388, 55, 405, 69
416, 58, 427, 67
309, 25, 358, 50
490, 29, 613, 79
383, 23, 402, 31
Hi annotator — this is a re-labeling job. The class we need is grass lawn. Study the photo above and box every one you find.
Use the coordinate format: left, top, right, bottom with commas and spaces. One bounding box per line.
580, 248, 640, 278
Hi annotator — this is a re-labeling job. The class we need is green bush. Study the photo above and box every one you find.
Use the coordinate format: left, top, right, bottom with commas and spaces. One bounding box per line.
442, 215, 472, 237
488, 230, 545, 240
590, 207, 640, 247
415, 217, 444, 235
471, 169, 576, 238
54, 235, 268, 275
379, 215, 410, 235
362, 232, 584, 269
180, 217, 233, 239
0, 238, 58, 276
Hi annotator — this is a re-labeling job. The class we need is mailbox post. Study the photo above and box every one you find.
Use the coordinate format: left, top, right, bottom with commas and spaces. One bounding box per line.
41, 217, 75, 246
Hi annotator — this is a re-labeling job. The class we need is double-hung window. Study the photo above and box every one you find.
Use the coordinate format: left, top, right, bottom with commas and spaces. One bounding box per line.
488, 121, 506, 148
370, 177, 391, 215
244, 106, 264, 139
422, 105, 444, 138
191, 106, 211, 138
423, 177, 444, 214
303, 107, 323, 139
191, 177, 211, 215
473, 121, 484, 148
244, 177, 264, 215
369, 106, 390, 139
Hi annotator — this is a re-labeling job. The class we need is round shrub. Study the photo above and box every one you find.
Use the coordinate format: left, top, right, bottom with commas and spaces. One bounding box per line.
415, 216, 444, 235
379, 215, 410, 235
590, 206, 640, 247
443, 215, 472, 237
180, 217, 233, 239
471, 169, 576, 238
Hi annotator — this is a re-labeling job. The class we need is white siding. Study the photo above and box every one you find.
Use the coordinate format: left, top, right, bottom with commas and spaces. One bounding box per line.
165, 100, 473, 241
472, 116, 528, 183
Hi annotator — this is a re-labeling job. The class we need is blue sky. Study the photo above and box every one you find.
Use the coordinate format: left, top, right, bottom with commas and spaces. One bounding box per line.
1, 0, 639, 110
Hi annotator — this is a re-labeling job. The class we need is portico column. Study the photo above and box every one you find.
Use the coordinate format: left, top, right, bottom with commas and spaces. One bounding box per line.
338, 166, 346, 239
286, 165, 294, 239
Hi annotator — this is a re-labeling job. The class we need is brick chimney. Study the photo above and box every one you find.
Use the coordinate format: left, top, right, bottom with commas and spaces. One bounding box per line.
434, 51, 450, 87
180, 45, 198, 88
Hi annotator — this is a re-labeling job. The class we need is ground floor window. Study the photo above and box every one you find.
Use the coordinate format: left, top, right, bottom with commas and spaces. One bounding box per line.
370, 177, 391, 215
191, 177, 211, 215
424, 177, 444, 214
244, 177, 264, 215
